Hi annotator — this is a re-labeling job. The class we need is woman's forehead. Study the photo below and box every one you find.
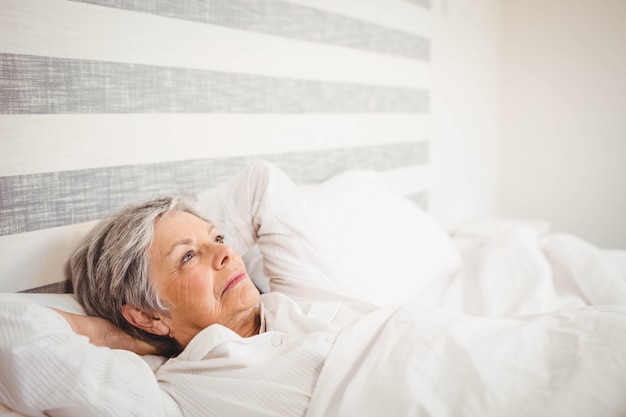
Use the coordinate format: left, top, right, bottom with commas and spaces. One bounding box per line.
153, 212, 216, 247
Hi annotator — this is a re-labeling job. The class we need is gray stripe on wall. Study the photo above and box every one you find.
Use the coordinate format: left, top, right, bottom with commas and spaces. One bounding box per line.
0, 53, 429, 115
71, 0, 429, 61
0, 142, 428, 236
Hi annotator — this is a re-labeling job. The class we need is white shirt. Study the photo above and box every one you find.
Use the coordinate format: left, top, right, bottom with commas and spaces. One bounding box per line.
157, 293, 371, 417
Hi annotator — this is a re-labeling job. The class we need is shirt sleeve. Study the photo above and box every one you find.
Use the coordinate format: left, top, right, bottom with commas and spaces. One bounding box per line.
199, 160, 339, 299
0, 303, 182, 417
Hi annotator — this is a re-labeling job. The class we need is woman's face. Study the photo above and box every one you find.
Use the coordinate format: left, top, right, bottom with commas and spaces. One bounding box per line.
148, 211, 260, 346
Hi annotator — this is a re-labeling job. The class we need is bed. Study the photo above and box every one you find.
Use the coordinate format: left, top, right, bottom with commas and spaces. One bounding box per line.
1, 163, 626, 416
2, 0, 626, 416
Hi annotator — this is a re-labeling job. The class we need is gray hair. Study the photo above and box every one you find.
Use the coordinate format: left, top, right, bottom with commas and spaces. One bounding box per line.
70, 196, 208, 356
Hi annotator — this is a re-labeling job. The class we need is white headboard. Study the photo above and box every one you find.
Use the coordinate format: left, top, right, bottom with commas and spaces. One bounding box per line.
0, 0, 433, 292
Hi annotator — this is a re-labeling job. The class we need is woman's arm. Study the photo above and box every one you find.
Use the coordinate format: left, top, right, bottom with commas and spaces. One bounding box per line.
52, 308, 162, 355
200, 160, 338, 298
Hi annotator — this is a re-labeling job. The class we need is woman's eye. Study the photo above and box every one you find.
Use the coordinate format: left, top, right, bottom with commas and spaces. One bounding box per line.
215, 234, 225, 244
182, 251, 194, 263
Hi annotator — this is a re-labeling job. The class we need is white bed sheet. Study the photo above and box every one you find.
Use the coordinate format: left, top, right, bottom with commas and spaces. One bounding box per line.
306, 229, 626, 416
310, 305, 626, 417
441, 230, 625, 316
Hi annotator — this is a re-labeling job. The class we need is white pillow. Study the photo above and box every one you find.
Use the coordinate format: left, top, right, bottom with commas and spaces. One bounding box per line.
238, 169, 462, 306
0, 294, 171, 416
0, 292, 84, 314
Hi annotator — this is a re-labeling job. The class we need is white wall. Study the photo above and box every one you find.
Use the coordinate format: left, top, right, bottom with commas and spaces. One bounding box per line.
430, 0, 626, 250
429, 0, 501, 230
498, 0, 626, 249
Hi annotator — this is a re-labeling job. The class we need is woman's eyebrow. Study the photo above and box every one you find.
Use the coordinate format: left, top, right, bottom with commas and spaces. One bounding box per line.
166, 238, 194, 258
165, 225, 216, 258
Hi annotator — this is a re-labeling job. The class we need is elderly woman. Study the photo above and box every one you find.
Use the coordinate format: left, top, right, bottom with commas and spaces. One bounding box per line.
56, 159, 373, 416
69, 196, 263, 357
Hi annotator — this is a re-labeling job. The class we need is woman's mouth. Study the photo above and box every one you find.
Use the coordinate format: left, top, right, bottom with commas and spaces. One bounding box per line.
222, 272, 246, 296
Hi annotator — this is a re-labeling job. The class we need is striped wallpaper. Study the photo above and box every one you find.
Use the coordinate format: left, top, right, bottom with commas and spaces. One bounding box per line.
0, 0, 433, 292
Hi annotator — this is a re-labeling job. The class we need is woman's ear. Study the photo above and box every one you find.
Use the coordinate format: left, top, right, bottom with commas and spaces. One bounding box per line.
121, 304, 170, 336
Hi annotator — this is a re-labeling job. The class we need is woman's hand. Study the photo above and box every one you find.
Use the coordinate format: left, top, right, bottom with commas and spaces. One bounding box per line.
51, 308, 162, 356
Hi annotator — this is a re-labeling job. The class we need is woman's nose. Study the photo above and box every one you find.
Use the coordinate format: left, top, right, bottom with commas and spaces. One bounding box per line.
211, 244, 233, 269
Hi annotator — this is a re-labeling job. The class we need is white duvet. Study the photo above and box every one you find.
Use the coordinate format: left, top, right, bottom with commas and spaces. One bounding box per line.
310, 304, 626, 417
303, 230, 626, 417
